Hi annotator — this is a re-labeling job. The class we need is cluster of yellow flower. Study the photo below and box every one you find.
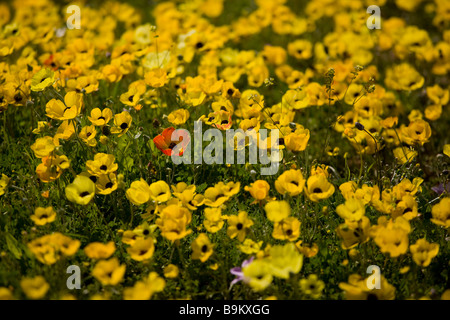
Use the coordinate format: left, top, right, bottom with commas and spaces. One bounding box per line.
0, 0, 450, 301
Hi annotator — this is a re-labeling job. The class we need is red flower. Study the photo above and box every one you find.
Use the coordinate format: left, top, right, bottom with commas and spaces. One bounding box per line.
44, 54, 58, 71
153, 127, 190, 156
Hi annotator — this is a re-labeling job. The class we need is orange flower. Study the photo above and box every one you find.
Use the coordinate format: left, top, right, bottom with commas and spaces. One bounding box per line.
153, 127, 190, 156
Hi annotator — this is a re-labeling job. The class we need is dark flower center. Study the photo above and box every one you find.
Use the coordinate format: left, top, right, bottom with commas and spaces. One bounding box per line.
201, 245, 208, 253
80, 191, 90, 197
236, 223, 243, 230
120, 123, 128, 130
100, 165, 107, 171
313, 188, 322, 193
105, 182, 113, 189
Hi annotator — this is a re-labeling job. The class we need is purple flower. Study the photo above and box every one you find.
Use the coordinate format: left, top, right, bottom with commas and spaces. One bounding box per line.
230, 257, 254, 287
432, 182, 450, 195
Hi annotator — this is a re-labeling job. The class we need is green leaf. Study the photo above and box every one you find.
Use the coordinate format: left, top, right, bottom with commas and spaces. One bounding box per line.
5, 232, 22, 260
148, 139, 156, 153
123, 157, 134, 171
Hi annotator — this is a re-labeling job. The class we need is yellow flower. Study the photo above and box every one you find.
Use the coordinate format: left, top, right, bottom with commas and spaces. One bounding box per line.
120, 87, 143, 108
391, 194, 418, 220
431, 198, 450, 228
400, 266, 410, 274
203, 185, 229, 207
86, 153, 118, 176
65, 175, 96, 205
410, 238, 439, 267
244, 180, 270, 202
242, 259, 273, 292
203, 207, 225, 233
45, 91, 83, 120
380, 117, 398, 129
264, 200, 291, 223
310, 164, 329, 178
304, 175, 335, 202
102, 64, 122, 83
54, 233, 81, 256
442, 290, 450, 300
385, 63, 424, 91
295, 241, 319, 258
30, 136, 55, 158
54, 121, 75, 142
444, 144, 450, 158
288, 39, 312, 60
167, 109, 190, 125
88, 108, 113, 126
79, 125, 97, 147
238, 239, 263, 254
370, 216, 410, 258
92, 257, 126, 286
30, 207, 56, 226
282, 89, 310, 109
0, 174, 10, 196
126, 178, 151, 205
284, 126, 310, 152
133, 222, 157, 238
27, 233, 79, 265
30, 68, 54, 92
95, 173, 118, 195
145, 68, 168, 88
336, 198, 365, 222
339, 274, 395, 300
191, 233, 214, 263
272, 217, 301, 241
427, 84, 449, 105
299, 274, 325, 299
344, 127, 356, 139
20, 276, 49, 299
32, 121, 49, 134
149, 180, 171, 202
267, 243, 303, 279
163, 264, 179, 278
275, 169, 305, 196
336, 216, 371, 250
84, 241, 116, 260
0, 287, 14, 300
400, 119, 432, 146
110, 111, 132, 137
123, 272, 165, 300
393, 147, 417, 164
156, 205, 192, 241
127, 237, 155, 261
227, 211, 254, 242
425, 104, 442, 121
